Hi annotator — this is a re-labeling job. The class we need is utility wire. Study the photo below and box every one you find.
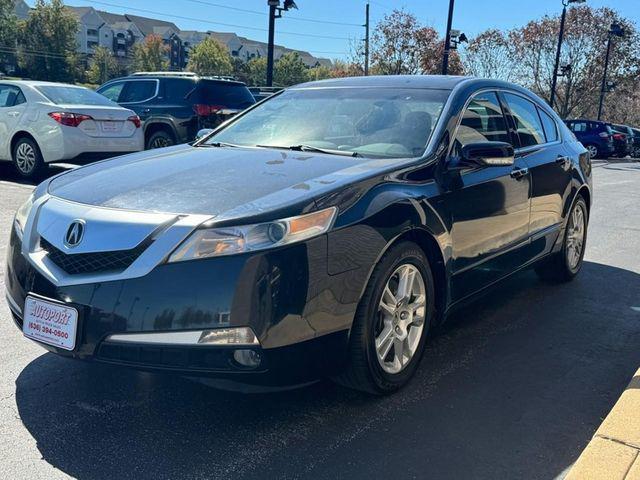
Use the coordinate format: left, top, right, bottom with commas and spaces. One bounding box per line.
182, 0, 363, 27
85, 0, 352, 40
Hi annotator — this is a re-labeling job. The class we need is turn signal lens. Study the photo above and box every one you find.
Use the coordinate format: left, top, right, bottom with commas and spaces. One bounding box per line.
168, 207, 337, 262
48, 112, 93, 127
14, 193, 34, 235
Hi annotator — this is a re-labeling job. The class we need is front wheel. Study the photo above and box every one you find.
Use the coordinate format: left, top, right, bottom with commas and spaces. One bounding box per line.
334, 241, 435, 394
535, 196, 588, 282
12, 137, 47, 180
585, 144, 599, 160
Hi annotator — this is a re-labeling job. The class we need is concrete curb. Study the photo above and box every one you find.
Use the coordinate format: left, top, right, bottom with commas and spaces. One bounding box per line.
566, 369, 640, 480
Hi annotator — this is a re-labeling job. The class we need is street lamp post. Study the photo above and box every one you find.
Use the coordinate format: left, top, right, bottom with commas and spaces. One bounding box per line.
441, 0, 455, 75
550, 0, 586, 110
597, 22, 624, 121
266, 0, 298, 87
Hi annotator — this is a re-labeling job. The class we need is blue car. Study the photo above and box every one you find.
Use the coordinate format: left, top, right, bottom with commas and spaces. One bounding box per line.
565, 119, 615, 159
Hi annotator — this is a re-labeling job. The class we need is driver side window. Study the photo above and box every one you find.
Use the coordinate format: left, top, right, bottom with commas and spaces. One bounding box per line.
453, 92, 509, 155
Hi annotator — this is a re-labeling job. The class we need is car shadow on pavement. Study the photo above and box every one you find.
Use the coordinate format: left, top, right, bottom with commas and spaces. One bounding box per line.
13, 261, 640, 480
0, 162, 74, 186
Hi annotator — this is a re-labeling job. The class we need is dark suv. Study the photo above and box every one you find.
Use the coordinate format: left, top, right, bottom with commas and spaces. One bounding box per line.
611, 124, 638, 158
565, 119, 615, 159
97, 73, 255, 149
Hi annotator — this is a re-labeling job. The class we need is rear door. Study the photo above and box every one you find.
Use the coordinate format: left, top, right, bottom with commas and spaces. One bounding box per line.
500, 91, 571, 251
0, 84, 27, 160
445, 90, 531, 301
116, 79, 159, 123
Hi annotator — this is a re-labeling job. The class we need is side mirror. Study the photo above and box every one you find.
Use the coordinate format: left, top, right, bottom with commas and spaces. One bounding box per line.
460, 141, 515, 167
195, 128, 214, 141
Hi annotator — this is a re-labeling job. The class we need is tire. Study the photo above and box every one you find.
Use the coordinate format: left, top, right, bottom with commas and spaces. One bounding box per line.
535, 196, 588, 283
12, 136, 47, 180
146, 129, 175, 150
334, 241, 435, 395
584, 144, 599, 160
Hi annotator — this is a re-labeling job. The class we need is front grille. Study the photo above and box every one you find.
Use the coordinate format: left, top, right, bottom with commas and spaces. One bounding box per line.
40, 237, 151, 275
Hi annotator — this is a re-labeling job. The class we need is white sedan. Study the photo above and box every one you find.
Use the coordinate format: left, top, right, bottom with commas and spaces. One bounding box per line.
0, 80, 144, 179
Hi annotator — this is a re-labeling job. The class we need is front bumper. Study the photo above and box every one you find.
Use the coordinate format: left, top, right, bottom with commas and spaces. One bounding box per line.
5, 225, 355, 386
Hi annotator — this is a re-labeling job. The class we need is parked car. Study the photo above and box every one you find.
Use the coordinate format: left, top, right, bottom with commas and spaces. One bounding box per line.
631, 128, 640, 158
6, 76, 592, 394
97, 72, 255, 149
248, 86, 282, 102
611, 124, 637, 157
564, 119, 615, 159
0, 80, 143, 179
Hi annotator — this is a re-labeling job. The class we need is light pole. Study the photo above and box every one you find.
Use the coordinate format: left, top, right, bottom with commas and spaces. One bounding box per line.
550, 0, 585, 109
597, 22, 624, 121
441, 0, 455, 75
266, 0, 298, 87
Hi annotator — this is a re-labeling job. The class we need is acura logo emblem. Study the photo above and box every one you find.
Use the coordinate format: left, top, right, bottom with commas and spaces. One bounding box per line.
64, 220, 85, 248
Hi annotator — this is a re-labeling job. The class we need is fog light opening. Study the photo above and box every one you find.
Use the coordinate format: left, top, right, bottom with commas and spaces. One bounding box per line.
233, 349, 262, 369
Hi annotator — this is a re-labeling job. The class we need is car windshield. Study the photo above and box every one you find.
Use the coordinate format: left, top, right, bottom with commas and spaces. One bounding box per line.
206, 87, 450, 158
37, 85, 117, 106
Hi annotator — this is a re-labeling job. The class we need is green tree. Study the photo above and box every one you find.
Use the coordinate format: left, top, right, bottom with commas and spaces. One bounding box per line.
87, 46, 118, 84
306, 64, 333, 81
274, 52, 308, 87
19, 0, 79, 82
0, 0, 18, 73
245, 57, 267, 86
187, 37, 233, 76
133, 34, 168, 71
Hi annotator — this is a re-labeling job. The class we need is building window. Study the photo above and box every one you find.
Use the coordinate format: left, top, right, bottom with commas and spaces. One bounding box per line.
87, 29, 98, 37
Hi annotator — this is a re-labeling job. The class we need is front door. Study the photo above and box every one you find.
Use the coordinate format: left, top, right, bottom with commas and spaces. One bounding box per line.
442, 91, 531, 302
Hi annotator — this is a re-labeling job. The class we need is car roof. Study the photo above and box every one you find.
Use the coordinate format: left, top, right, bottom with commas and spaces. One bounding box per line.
0, 80, 88, 88
293, 75, 472, 90
106, 74, 246, 86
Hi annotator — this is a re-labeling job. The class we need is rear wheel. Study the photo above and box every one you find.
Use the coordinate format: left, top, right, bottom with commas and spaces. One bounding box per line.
535, 196, 588, 282
12, 137, 47, 180
146, 130, 175, 149
334, 242, 435, 394
585, 144, 599, 160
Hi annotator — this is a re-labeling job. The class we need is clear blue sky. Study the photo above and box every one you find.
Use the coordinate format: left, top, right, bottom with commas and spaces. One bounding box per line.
29, 0, 640, 59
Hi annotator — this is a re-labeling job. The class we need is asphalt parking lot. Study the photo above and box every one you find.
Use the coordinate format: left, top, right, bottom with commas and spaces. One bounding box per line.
1, 158, 640, 479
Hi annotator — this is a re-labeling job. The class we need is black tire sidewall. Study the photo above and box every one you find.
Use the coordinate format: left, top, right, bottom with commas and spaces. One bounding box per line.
12, 137, 44, 179
147, 131, 175, 149
359, 242, 435, 392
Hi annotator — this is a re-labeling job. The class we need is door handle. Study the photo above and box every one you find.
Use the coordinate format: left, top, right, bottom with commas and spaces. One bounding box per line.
510, 167, 529, 180
142, 108, 151, 114
7, 111, 20, 117
555, 155, 570, 165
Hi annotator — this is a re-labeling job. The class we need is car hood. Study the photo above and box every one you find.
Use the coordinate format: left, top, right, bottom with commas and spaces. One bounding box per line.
47, 145, 411, 220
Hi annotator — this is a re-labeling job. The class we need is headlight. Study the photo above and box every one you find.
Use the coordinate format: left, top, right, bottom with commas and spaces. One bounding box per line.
14, 193, 35, 235
168, 207, 337, 262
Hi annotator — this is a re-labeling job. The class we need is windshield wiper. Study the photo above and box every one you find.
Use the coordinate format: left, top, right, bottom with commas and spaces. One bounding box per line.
200, 141, 243, 148
256, 144, 360, 158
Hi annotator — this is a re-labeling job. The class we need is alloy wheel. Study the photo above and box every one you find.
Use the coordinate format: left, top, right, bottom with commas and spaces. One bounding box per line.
150, 136, 171, 149
375, 263, 426, 374
586, 145, 598, 159
566, 204, 585, 270
15, 143, 36, 174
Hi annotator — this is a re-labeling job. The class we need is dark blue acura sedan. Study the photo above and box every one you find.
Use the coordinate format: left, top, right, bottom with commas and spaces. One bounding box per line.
5, 76, 592, 394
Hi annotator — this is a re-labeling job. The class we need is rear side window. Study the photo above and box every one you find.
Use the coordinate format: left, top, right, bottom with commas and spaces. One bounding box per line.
454, 91, 510, 148
503, 93, 545, 148
36, 85, 116, 106
538, 108, 558, 142
119, 80, 157, 103
569, 121, 588, 133
162, 78, 197, 102
0, 85, 23, 107
196, 81, 255, 109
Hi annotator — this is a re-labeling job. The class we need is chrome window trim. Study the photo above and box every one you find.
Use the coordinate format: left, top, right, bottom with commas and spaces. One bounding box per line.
20, 195, 213, 287
448, 86, 564, 158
